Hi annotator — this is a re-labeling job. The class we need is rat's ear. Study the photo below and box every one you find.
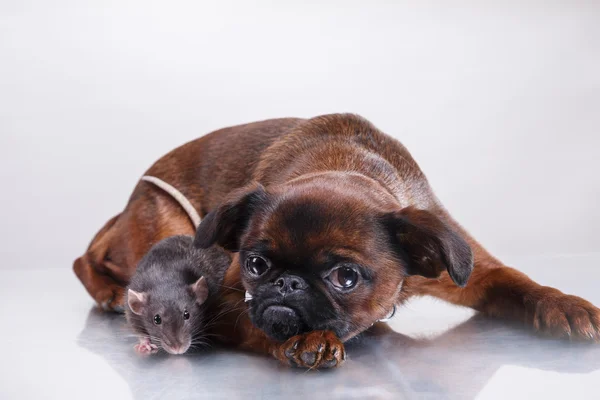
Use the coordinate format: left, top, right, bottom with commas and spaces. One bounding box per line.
190, 276, 209, 305
383, 207, 474, 287
194, 183, 269, 251
127, 289, 147, 315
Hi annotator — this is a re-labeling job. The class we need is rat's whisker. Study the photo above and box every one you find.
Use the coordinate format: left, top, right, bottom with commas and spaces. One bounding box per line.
203, 301, 247, 325
217, 284, 244, 293
233, 307, 252, 331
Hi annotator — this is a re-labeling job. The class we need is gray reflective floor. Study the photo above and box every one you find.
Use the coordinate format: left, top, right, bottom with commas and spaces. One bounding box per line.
2, 254, 600, 400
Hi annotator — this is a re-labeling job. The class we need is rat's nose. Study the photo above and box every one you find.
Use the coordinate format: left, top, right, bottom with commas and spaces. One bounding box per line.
163, 341, 189, 355
274, 274, 308, 294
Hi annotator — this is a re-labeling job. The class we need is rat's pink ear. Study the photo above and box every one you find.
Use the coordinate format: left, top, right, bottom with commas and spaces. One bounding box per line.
127, 289, 147, 315
191, 276, 209, 305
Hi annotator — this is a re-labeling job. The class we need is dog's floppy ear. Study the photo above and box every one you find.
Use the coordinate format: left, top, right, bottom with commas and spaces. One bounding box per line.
194, 183, 269, 251
383, 207, 473, 287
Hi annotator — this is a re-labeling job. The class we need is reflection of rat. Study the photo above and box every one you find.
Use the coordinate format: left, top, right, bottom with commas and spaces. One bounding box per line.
125, 235, 231, 355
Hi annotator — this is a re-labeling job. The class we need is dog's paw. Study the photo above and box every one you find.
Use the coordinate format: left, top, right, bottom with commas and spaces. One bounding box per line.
532, 289, 600, 341
96, 286, 126, 313
274, 330, 346, 369
134, 338, 159, 355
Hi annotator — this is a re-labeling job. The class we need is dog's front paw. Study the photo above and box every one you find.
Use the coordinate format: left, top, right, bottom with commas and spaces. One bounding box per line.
532, 289, 600, 341
274, 330, 346, 369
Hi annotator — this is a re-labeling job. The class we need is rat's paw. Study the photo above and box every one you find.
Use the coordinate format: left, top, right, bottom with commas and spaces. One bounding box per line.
532, 289, 600, 341
134, 339, 159, 355
274, 330, 346, 369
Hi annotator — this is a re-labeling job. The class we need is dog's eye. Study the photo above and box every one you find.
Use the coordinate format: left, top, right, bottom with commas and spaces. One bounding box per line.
328, 266, 359, 290
154, 314, 162, 325
183, 310, 190, 320
246, 256, 270, 276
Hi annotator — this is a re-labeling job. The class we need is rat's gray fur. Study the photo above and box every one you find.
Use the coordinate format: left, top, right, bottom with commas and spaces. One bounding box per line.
125, 235, 231, 354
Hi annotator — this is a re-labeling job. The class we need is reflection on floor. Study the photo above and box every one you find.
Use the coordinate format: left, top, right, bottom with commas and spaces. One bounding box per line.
77, 309, 600, 400
2, 254, 599, 400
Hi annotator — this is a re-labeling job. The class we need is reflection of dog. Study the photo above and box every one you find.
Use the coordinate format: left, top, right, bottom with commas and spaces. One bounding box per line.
74, 114, 600, 369
77, 309, 600, 400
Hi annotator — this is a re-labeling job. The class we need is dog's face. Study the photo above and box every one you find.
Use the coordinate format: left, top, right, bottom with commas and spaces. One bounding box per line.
196, 175, 473, 342
237, 194, 397, 342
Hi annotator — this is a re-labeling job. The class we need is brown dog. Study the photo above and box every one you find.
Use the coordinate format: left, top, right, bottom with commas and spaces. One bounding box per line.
74, 114, 600, 368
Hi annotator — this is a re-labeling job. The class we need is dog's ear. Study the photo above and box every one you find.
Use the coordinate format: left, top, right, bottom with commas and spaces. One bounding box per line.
194, 183, 269, 251
383, 207, 473, 287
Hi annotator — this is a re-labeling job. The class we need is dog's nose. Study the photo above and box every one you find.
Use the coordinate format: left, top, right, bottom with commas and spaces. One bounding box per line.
274, 274, 308, 294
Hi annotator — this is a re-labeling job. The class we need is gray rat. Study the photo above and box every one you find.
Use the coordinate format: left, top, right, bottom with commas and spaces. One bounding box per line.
125, 235, 231, 355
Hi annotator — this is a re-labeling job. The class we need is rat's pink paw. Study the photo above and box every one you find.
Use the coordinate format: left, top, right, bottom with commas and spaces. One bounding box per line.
134, 339, 159, 355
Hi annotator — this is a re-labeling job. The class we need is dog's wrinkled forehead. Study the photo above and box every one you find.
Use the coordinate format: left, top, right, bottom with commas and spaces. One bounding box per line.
246, 188, 382, 263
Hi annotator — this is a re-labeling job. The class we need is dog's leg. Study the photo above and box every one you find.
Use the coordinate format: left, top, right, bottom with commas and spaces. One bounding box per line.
73, 257, 126, 312
405, 246, 600, 341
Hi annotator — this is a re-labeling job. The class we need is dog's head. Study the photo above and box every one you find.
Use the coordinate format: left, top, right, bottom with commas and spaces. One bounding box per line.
195, 174, 473, 342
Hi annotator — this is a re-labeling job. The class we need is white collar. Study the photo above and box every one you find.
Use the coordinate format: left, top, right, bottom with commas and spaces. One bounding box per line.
141, 175, 201, 228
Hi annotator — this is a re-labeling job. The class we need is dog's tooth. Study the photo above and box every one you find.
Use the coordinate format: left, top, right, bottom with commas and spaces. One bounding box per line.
244, 291, 253, 302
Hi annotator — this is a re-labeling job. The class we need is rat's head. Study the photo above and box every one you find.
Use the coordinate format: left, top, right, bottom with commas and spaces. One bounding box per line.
127, 276, 208, 354
195, 175, 473, 342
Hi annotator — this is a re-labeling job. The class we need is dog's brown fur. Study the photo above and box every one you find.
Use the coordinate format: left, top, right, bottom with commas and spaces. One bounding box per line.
73, 118, 301, 309
74, 114, 600, 367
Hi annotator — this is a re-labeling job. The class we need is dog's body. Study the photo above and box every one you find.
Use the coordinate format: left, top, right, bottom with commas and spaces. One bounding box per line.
74, 114, 600, 368
73, 118, 301, 310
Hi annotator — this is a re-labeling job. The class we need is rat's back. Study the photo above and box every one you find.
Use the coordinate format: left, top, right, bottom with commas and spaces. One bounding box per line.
128, 235, 195, 292
130, 234, 230, 293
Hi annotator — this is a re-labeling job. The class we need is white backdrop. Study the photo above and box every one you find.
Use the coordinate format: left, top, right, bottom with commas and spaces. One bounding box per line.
1, 1, 599, 271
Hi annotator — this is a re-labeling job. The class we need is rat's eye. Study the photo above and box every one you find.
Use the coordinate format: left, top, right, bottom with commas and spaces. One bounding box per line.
183, 310, 190, 320
153, 314, 162, 325
245, 255, 270, 276
327, 266, 359, 290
